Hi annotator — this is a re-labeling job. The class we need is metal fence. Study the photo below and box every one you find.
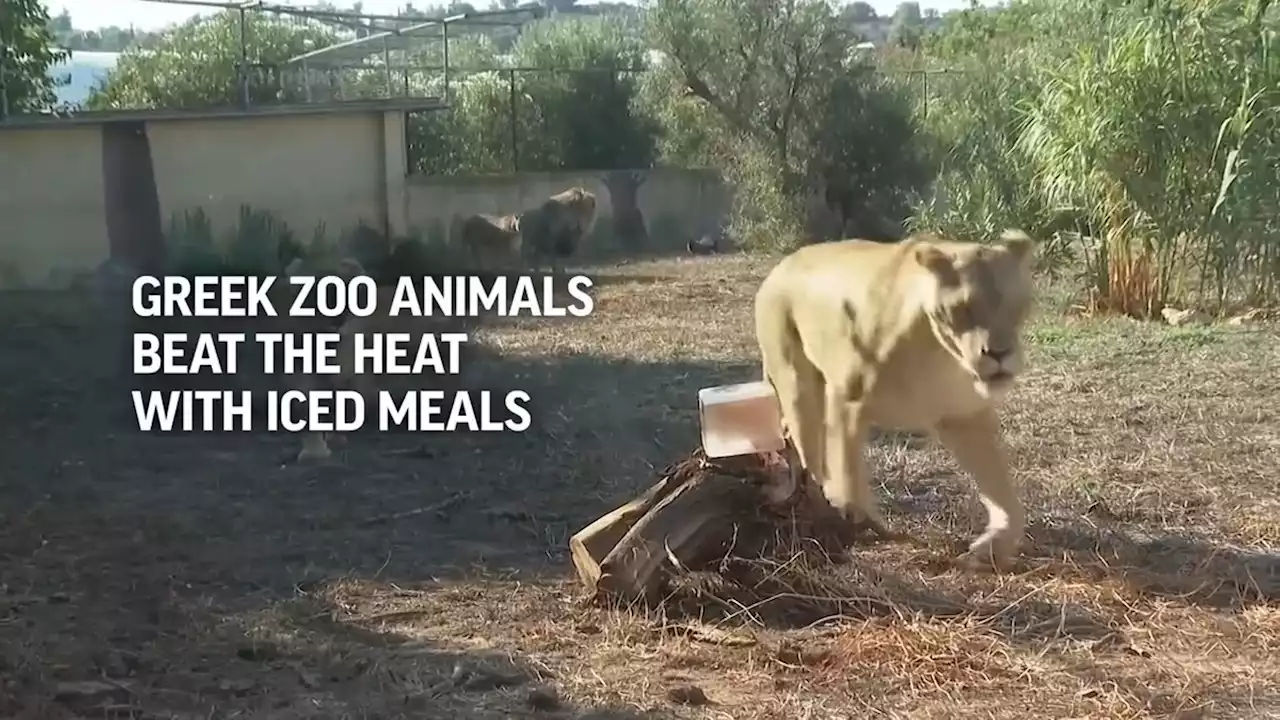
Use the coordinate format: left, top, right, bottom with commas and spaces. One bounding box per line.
2, 0, 970, 175
404, 63, 969, 176
0, 0, 544, 117
2, 0, 966, 115
405, 65, 647, 175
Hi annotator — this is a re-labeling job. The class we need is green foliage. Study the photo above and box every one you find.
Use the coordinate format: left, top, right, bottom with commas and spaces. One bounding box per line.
806, 66, 936, 237
411, 15, 659, 175
163, 205, 467, 281
720, 137, 807, 252
0, 0, 69, 115
60, 0, 1280, 315
411, 70, 520, 175
635, 60, 725, 168
510, 16, 659, 171
166, 207, 221, 275
86, 11, 338, 110
166, 205, 292, 277
645, 0, 933, 251
226, 205, 294, 274
914, 0, 1280, 314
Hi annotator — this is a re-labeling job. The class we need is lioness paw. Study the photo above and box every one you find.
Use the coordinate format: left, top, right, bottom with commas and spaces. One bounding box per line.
830, 503, 898, 542
956, 536, 1018, 572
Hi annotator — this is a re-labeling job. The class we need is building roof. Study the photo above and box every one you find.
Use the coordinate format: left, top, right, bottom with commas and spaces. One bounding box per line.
283, 6, 545, 67
0, 96, 446, 129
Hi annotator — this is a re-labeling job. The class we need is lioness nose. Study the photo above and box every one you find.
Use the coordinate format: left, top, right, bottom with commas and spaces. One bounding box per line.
984, 347, 1011, 363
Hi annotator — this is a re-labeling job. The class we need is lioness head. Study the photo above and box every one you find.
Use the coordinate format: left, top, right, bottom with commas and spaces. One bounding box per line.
913, 229, 1035, 401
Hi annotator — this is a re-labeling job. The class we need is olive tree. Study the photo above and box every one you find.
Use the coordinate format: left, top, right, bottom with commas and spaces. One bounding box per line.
644, 0, 934, 250
0, 0, 69, 116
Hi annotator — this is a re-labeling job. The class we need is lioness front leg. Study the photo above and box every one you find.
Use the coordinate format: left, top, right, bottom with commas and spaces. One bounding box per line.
824, 385, 894, 540
935, 408, 1025, 570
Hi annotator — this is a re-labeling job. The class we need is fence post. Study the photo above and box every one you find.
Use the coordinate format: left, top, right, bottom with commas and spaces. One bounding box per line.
508, 69, 519, 172
238, 7, 250, 108
442, 21, 451, 102
0, 41, 10, 120
382, 37, 393, 97
922, 69, 929, 120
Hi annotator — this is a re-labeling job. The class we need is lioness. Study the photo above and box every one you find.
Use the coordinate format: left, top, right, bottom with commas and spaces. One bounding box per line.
754, 230, 1035, 569
460, 212, 523, 271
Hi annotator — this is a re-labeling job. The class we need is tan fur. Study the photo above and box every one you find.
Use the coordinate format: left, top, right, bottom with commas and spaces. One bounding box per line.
520, 186, 599, 275
460, 213, 523, 270
754, 230, 1036, 570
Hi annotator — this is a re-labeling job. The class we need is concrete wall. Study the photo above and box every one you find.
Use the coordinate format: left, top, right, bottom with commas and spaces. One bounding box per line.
147, 112, 386, 242
405, 168, 730, 256
0, 108, 395, 289
0, 125, 109, 288
0, 105, 726, 288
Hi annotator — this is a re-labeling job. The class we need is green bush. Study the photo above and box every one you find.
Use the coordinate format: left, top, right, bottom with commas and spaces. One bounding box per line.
911, 0, 1280, 315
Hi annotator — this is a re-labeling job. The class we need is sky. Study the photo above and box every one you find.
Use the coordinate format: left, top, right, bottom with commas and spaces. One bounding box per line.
48, 0, 985, 32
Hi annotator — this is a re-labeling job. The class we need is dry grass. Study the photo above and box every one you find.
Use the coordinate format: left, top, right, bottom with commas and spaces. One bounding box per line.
1, 253, 1278, 719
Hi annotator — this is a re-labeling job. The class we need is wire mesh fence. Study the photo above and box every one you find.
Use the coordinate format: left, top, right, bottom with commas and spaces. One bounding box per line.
3, 0, 971, 179
405, 65, 648, 175
0, 0, 542, 117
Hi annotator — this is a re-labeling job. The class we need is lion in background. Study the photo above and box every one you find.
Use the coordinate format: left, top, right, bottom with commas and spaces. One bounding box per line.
459, 212, 523, 271
518, 186, 599, 275
754, 230, 1036, 570
274, 247, 464, 463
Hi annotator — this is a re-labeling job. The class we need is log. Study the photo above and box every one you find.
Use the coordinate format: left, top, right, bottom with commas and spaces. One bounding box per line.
569, 446, 810, 602
568, 473, 683, 591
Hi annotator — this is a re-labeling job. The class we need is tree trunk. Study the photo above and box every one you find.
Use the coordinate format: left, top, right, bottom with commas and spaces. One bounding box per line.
570, 447, 821, 603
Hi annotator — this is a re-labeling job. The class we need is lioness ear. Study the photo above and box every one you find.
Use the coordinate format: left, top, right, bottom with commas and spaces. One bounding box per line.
915, 244, 959, 287
999, 229, 1035, 265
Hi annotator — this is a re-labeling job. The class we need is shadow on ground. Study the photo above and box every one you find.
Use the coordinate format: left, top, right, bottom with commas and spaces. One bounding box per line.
1025, 518, 1280, 608
0, 291, 738, 717
1, 289, 1276, 717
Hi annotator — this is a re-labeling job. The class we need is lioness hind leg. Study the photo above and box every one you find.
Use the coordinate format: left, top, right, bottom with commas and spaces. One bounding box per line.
824, 387, 895, 540
765, 355, 827, 488
934, 408, 1025, 570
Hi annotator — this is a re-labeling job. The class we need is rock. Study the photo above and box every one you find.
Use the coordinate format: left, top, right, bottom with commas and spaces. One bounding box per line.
1161, 307, 1207, 326
526, 686, 562, 710
666, 684, 710, 705
454, 663, 527, 692
1227, 308, 1265, 326
235, 643, 279, 662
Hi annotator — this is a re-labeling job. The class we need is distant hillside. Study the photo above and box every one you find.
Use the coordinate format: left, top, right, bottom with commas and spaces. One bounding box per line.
48, 51, 120, 108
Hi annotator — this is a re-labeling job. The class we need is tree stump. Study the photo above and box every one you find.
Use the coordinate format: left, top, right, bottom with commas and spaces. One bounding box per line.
570, 445, 845, 603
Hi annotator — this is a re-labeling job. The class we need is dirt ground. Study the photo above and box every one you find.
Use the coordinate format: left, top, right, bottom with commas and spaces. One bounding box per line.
2, 254, 1278, 719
